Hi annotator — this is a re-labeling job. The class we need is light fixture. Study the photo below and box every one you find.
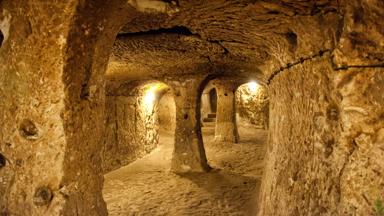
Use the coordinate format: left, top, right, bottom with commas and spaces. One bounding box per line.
248, 81, 258, 93
142, 83, 167, 113
144, 88, 156, 106
143, 86, 158, 114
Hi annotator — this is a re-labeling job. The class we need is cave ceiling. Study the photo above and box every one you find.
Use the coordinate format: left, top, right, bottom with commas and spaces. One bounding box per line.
106, 0, 341, 82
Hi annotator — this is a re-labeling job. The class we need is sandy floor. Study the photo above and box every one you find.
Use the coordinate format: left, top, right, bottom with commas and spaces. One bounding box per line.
103, 125, 268, 216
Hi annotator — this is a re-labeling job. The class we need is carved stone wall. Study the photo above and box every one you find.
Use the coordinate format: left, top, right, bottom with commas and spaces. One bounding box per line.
236, 84, 269, 129
158, 90, 176, 132
259, 54, 384, 215
102, 83, 169, 173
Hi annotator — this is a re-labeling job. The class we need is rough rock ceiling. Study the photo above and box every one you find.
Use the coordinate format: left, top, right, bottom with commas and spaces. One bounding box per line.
106, 0, 341, 82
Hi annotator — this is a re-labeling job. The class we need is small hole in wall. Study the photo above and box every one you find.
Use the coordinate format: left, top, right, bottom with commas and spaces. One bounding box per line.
33, 186, 53, 206
19, 119, 39, 140
284, 31, 297, 50
0, 153, 6, 169
184, 114, 189, 119
0, 31, 3, 47
224, 93, 228, 96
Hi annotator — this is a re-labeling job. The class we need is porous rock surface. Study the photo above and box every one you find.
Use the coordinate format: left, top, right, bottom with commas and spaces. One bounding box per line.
102, 81, 171, 173
0, 0, 383, 215
236, 84, 269, 129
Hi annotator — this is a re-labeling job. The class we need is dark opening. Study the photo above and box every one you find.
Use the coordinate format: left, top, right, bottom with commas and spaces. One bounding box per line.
0, 31, 3, 47
33, 186, 53, 206
285, 31, 297, 51
209, 88, 217, 113
0, 153, 6, 169
117, 26, 194, 38
19, 119, 39, 140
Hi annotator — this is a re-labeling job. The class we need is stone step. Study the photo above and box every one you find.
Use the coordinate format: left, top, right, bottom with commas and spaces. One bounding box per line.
202, 122, 215, 127
203, 117, 216, 122
207, 113, 217, 118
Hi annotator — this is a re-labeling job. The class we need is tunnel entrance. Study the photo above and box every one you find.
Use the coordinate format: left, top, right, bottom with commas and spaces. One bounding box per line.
102, 79, 268, 215
200, 80, 269, 180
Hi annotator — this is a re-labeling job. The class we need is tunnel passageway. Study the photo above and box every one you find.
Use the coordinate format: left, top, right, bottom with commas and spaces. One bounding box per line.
2, 1, 383, 215
103, 125, 267, 216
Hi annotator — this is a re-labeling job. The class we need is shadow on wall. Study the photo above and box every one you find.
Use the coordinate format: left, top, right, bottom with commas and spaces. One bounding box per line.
102, 81, 175, 173
236, 82, 269, 129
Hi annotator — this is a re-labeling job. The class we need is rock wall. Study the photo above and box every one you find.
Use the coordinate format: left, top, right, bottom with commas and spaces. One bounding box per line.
0, 1, 136, 215
236, 84, 269, 129
102, 83, 168, 173
158, 90, 176, 132
259, 54, 384, 215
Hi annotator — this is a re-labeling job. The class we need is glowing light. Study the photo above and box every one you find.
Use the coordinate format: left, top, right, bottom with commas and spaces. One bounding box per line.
143, 87, 157, 114
142, 83, 167, 113
144, 89, 156, 106
248, 81, 259, 93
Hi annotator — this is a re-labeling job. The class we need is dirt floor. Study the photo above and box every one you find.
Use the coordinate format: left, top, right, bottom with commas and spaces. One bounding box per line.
103, 124, 268, 216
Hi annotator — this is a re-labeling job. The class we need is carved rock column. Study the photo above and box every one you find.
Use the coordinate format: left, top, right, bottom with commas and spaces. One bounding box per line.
212, 80, 239, 143
167, 77, 210, 172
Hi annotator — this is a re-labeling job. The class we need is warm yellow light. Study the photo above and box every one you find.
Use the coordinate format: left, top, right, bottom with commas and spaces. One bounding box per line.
142, 82, 168, 113
144, 89, 156, 106
143, 87, 157, 114
248, 81, 258, 93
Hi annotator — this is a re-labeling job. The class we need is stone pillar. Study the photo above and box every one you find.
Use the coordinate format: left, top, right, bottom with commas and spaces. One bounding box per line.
0, 1, 134, 215
167, 78, 210, 172
213, 80, 239, 143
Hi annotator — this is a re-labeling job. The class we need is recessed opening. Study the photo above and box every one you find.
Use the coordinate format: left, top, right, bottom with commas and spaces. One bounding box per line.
0, 153, 6, 169
285, 31, 298, 50
0, 31, 3, 47
33, 186, 53, 206
19, 119, 39, 140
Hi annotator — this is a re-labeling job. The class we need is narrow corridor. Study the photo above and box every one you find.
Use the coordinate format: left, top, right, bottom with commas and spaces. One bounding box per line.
103, 125, 267, 215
